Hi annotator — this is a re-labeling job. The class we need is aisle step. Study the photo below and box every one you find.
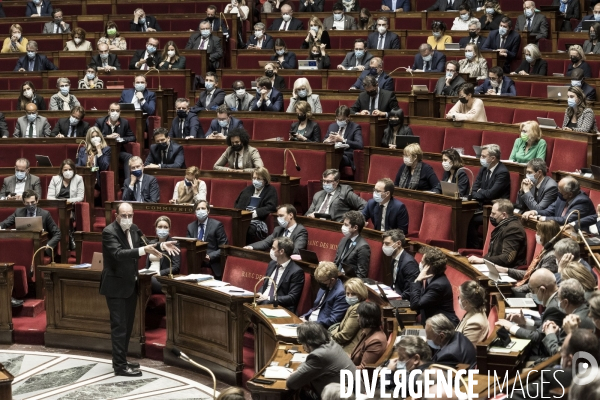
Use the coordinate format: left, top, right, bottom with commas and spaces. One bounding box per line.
13, 299, 45, 318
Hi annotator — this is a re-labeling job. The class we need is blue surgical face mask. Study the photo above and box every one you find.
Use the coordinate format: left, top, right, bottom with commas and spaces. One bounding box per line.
427, 339, 441, 349
277, 216, 289, 228
525, 55, 534, 63
205, 81, 215, 91
333, 13, 343, 21
395, 360, 407, 370
201, 29, 211, 38
373, 191, 383, 203
26, 113, 37, 122
460, 13, 470, 21
480, 157, 489, 168
140, 17, 146, 24
595, 14, 600, 21
27, 51, 36, 59
59, 86, 69, 95
422, 54, 432, 62
15, 171, 26, 180
218, 119, 228, 127
86, 72, 95, 80
196, 209, 208, 221
432, 31, 441, 38
156, 228, 169, 238
571, 80, 582, 87
146, 45, 156, 53
69, 116, 79, 126
135, 83, 146, 92
525, 9, 533, 17
526, 173, 537, 185
498, 27, 508, 36
276, 49, 285, 55
336, 119, 347, 127
531, 292, 543, 305
252, 179, 264, 190
355, 49, 365, 58
323, 183, 334, 193
345, 296, 359, 305
297, 89, 307, 98
465, 51, 474, 60
132, 169, 143, 178
567, 98, 578, 108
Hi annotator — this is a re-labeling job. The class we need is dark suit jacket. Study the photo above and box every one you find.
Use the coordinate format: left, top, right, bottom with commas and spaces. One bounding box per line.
299, 0, 324, 11
515, 176, 559, 212
350, 88, 398, 115
290, 120, 321, 142
130, 15, 162, 32
206, 116, 244, 136
367, 31, 400, 49
481, 29, 521, 61
334, 235, 371, 278
485, 216, 527, 268
268, 17, 304, 30
581, 81, 597, 101
352, 71, 394, 91
362, 197, 409, 233
432, 332, 477, 367
247, 33, 274, 49
129, 49, 160, 69
192, 88, 226, 112
567, 61, 592, 78
144, 237, 180, 275
432, 169, 471, 198
95, 116, 135, 144
471, 162, 511, 206
575, 15, 597, 31
234, 184, 278, 220
0, 207, 60, 249
49, 118, 89, 138
514, 58, 548, 76
77, 146, 111, 172
260, 260, 305, 313
186, 217, 228, 276
324, 120, 363, 163
553, 0, 580, 26
90, 53, 121, 70
0, 113, 8, 138
394, 162, 440, 191
538, 191, 596, 224
434, 75, 466, 96
302, 279, 349, 328
250, 88, 284, 111
459, 35, 485, 48
479, 12, 506, 31
204, 18, 228, 35
412, 51, 446, 72
410, 273, 460, 326
119, 88, 156, 116
515, 13, 549, 40
168, 111, 202, 138
427, 0, 465, 11
251, 223, 308, 254
392, 250, 419, 299
341, 51, 374, 69
122, 174, 160, 203
25, 0, 53, 16
306, 184, 366, 222
0, 174, 41, 199
14, 54, 57, 72
144, 142, 186, 169
184, 33, 222, 71
382, 0, 410, 10
272, 75, 286, 90
475, 76, 517, 96
270, 51, 297, 69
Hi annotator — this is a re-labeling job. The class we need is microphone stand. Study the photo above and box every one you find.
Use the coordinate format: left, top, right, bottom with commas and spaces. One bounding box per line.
144, 67, 161, 91
387, 66, 413, 94
171, 348, 216, 399
282, 149, 301, 176
456, 167, 474, 200
31, 245, 54, 275
75, 139, 86, 159
253, 275, 278, 308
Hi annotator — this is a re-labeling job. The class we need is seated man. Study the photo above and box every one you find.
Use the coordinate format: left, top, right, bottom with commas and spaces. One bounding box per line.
571, 68, 597, 101
130, 8, 161, 32
475, 66, 516, 96
459, 19, 484, 48
192, 72, 225, 112
574, 3, 600, 32
323, 3, 357, 30
90, 43, 121, 71
224, 81, 254, 111
144, 127, 185, 169
26, 0, 53, 17
350, 57, 393, 91
554, 238, 597, 283
334, 211, 371, 278
481, 17, 521, 73
301, 261, 349, 328
43, 9, 71, 34
410, 43, 446, 72
366, 17, 400, 49
50, 105, 89, 137
362, 178, 408, 233
306, 168, 366, 222
516, 1, 549, 40
95, 103, 135, 176
119, 75, 156, 116
245, 204, 308, 254
14, 41, 58, 72
168, 98, 202, 139
250, 77, 284, 111
256, 236, 305, 313
13, 103, 51, 137
129, 37, 160, 70
204, 5, 229, 36
122, 156, 159, 203
426, 0, 463, 11
0, 158, 41, 200
206, 105, 244, 139
383, 229, 419, 299
515, 158, 558, 213
434, 61, 465, 96
268, 5, 304, 30
186, 200, 228, 279
349, 75, 398, 117
337, 39, 374, 70
426, 314, 477, 367
468, 199, 527, 268
324, 105, 363, 170
184, 21, 223, 72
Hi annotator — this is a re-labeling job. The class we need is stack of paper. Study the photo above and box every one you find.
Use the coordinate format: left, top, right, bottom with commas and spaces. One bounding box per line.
264, 366, 293, 379
70, 263, 91, 269
505, 308, 541, 318
212, 285, 254, 296
174, 274, 213, 282
365, 283, 401, 299
260, 308, 291, 318
199, 280, 229, 288
290, 353, 308, 363
272, 324, 298, 337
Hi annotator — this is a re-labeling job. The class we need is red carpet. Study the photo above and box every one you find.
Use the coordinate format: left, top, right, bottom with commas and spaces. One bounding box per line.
13, 311, 46, 345
145, 327, 166, 361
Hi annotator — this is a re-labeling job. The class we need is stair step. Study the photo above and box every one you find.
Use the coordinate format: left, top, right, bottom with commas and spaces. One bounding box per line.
13, 299, 45, 318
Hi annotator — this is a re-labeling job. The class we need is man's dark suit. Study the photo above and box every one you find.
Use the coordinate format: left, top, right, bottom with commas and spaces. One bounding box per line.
349, 88, 399, 115
269, 52, 297, 69
514, 58, 548, 75
0, 113, 8, 138
49, 118, 90, 138
426, 0, 465, 11
340, 51, 374, 69
333, 235, 371, 278
14, 54, 58, 72
250, 89, 284, 111
0, 207, 61, 249
247, 33, 275, 49
392, 250, 419, 300
130, 16, 162, 31
324, 120, 363, 169
306, 184, 366, 222
485, 216, 527, 268
515, 13, 549, 40
89, 54, 121, 70
481, 29, 521, 72
168, 111, 203, 138
367, 31, 400, 49
553, 0, 580, 31
192, 89, 226, 112
575, 15, 598, 31
186, 217, 228, 277
351, 70, 394, 91
458, 35, 485, 48
475, 76, 517, 96
581, 82, 597, 101
144, 142, 186, 169
184, 33, 223, 71
537, 191, 596, 225
25, 0, 53, 16
268, 17, 304, 30
410, 273, 460, 326
515, 176, 559, 212
301, 278, 349, 328
362, 197, 409, 233
382, 0, 410, 11
129, 49, 160, 70
412, 51, 446, 72
432, 332, 477, 367
95, 116, 135, 146
434, 75, 466, 96
119, 89, 156, 116
122, 174, 160, 203
206, 116, 244, 136
204, 18, 229, 36
260, 260, 305, 313
250, 223, 308, 255
299, 0, 324, 12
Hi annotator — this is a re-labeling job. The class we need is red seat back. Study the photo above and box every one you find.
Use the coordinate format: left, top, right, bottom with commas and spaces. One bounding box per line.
398, 197, 424, 237
417, 203, 453, 249
222, 255, 265, 291
209, 179, 249, 208
367, 154, 403, 184
411, 125, 445, 153
443, 128, 482, 156
487, 305, 499, 339
297, 272, 313, 316
80, 241, 103, 263
445, 265, 471, 320
304, 226, 341, 262
200, 146, 228, 170
548, 138, 588, 173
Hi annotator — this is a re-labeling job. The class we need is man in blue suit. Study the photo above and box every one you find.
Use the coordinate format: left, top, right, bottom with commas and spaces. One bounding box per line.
26, 0, 53, 16
144, 128, 186, 169
475, 66, 516, 96
367, 17, 400, 49
362, 178, 409, 233
574, 3, 600, 31
381, 0, 410, 11
14, 41, 57, 72
122, 156, 160, 203
383, 229, 419, 300
481, 17, 521, 73
411, 43, 446, 72
350, 57, 394, 91
523, 176, 596, 225
168, 98, 202, 139
206, 104, 244, 138
250, 77, 284, 111
247, 23, 274, 49
192, 72, 225, 112
119, 75, 156, 116
301, 261, 348, 328
324, 105, 363, 170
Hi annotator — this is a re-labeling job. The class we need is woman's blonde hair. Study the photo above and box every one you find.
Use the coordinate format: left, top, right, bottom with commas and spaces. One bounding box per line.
404, 143, 423, 162
292, 77, 313, 96
10, 24, 22, 35
344, 277, 368, 301
315, 261, 338, 281
253, 166, 271, 185
569, 44, 586, 61
308, 16, 324, 39
523, 43, 541, 60
562, 261, 597, 292
519, 120, 542, 144
294, 100, 313, 121
185, 166, 201, 179
154, 215, 172, 228
85, 126, 107, 154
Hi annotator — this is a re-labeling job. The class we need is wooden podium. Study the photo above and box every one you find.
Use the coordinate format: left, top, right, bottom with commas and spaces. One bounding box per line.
0, 363, 13, 400
0, 263, 13, 344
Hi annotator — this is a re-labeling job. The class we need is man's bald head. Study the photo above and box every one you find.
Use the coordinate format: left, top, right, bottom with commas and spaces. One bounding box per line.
25, 103, 37, 113
594, 3, 600, 12
529, 268, 557, 289
281, 4, 292, 13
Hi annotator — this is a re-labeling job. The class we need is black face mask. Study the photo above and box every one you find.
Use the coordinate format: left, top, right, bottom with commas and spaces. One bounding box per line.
318, 281, 330, 290
360, 18, 368, 23
176, 110, 187, 118
297, 114, 307, 121
571, 56, 580, 64
389, 119, 400, 126
459, 97, 468, 104
490, 217, 499, 227
232, 144, 243, 152
591, 33, 597, 40
367, 89, 377, 97
207, 16, 215, 22
158, 142, 168, 151
469, 31, 477, 39
265, 70, 274, 77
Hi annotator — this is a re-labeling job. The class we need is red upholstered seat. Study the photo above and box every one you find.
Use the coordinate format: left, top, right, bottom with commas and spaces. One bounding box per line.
321, 99, 341, 113
3, 239, 37, 298
80, 241, 103, 263
365, 236, 383, 282
285, 149, 328, 185
396, 197, 423, 237
443, 128, 482, 156
0, 76, 43, 91
200, 145, 227, 170
253, 119, 291, 141
297, 272, 314, 316
367, 154, 403, 184
304, 226, 341, 263
383, 56, 416, 71
209, 179, 249, 208
589, 189, 600, 206
236, 54, 275, 69
514, 82, 532, 97
154, 176, 179, 204
445, 264, 472, 320
548, 138, 588, 173
222, 255, 266, 291
74, 203, 91, 232
209, 215, 234, 246
509, 172, 520, 204
487, 305, 499, 339
513, 109, 547, 124
545, 59, 567, 76
411, 125, 445, 153
411, 203, 454, 250
484, 106, 515, 124
481, 131, 516, 161
459, 221, 492, 258
327, 76, 358, 90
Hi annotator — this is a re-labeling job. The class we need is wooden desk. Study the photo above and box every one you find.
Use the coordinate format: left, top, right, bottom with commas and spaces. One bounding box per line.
0, 263, 14, 344
0, 363, 13, 400
158, 276, 254, 386
40, 263, 152, 357
0, 230, 47, 298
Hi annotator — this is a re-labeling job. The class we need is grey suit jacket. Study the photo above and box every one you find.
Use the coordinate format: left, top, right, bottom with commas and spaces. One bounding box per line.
542, 303, 595, 356
224, 92, 254, 111
0, 174, 42, 199
340, 51, 374, 69
434, 75, 466, 96
515, 176, 559, 212
323, 15, 357, 30
42, 21, 71, 33
47, 174, 84, 202
13, 115, 52, 138
213, 145, 264, 172
250, 223, 308, 254
515, 13, 548, 40
306, 184, 366, 222
334, 235, 371, 278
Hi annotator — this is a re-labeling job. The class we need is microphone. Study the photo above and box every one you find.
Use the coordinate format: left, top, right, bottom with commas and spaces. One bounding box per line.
282, 149, 301, 176
456, 167, 475, 200
137, 228, 150, 247
253, 275, 279, 308
171, 348, 216, 399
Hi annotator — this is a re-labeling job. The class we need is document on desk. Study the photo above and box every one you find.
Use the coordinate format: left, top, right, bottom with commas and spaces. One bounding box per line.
272, 324, 298, 337
260, 308, 291, 318
199, 279, 230, 287
489, 338, 530, 354
70, 263, 91, 269
174, 274, 213, 282
264, 366, 293, 380
213, 285, 254, 296
471, 264, 488, 272
365, 284, 401, 299
505, 308, 541, 318
290, 353, 308, 363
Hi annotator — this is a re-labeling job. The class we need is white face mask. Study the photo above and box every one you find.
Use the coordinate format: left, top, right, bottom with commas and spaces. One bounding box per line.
63, 170, 74, 179
119, 217, 133, 231
110, 111, 120, 120
255, 30, 264, 38
377, 25, 387, 34
167, 50, 176, 57
382, 244, 396, 256
535, 234, 542, 245
442, 161, 452, 171
270, 248, 278, 261
23, 89, 33, 99
74, 38, 82, 44
403, 156, 414, 167
91, 136, 101, 146
341, 225, 351, 237
277, 216, 289, 228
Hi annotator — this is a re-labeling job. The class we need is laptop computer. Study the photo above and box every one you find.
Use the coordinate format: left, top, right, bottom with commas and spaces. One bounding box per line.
582, 20, 595, 32
395, 135, 420, 150
35, 155, 52, 167
412, 85, 429, 94
440, 181, 459, 197
15, 216, 43, 231
376, 284, 410, 308
299, 249, 319, 264
91, 252, 104, 271
484, 260, 517, 284
537, 117, 558, 129
473, 145, 482, 158
505, 297, 537, 308
547, 86, 569, 100
298, 60, 318, 70
444, 43, 460, 50
118, 103, 135, 111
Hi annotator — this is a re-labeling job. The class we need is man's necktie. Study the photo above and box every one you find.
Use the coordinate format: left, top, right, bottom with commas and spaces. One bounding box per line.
67, 125, 73, 137
29, 60, 34, 71
340, 240, 353, 262
369, 96, 375, 113
237, 98, 241, 110
134, 181, 140, 202
392, 259, 399, 288
424, 61, 429, 71
28, 122, 34, 137
485, 170, 492, 187
206, 93, 212, 107
378, 35, 384, 50
448, 0, 453, 7
198, 223, 205, 240
268, 265, 281, 298
126, 229, 133, 248
180, 121, 185, 137
318, 193, 331, 213
199, 39, 206, 50
500, 37, 505, 49
526, 18, 532, 31
561, 202, 569, 217
284, 229, 290, 237
282, 21, 288, 31
234, 152, 240, 169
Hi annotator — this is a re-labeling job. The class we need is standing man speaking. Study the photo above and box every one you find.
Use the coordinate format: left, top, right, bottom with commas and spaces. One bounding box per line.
100, 202, 179, 376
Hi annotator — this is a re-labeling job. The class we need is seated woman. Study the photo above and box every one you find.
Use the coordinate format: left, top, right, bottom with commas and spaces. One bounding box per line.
158, 40, 186, 70
234, 166, 278, 243
97, 21, 127, 50
410, 247, 459, 326
583, 22, 600, 54
451, 4, 474, 30
49, 77, 80, 111
213, 128, 264, 172
446, 83, 487, 122
459, 43, 488, 80
456, 281, 489, 344
289, 101, 321, 142
270, 38, 297, 69
357, 8, 375, 31
77, 127, 111, 205
169, 166, 207, 204
512, 44, 548, 76
1, 24, 27, 53
381, 107, 413, 149
431, 148, 470, 198
509, 120, 547, 163
562, 86, 598, 133
427, 21, 452, 50
479, 0, 506, 31
393, 143, 440, 191
302, 16, 330, 49
330, 277, 368, 353
307, 42, 330, 69
350, 302, 387, 369
567, 45, 591, 77
78, 65, 104, 89
64, 27, 93, 51
145, 216, 180, 294
561, 261, 598, 299
287, 77, 322, 114
17, 81, 46, 110
223, 0, 249, 22
264, 62, 285, 90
